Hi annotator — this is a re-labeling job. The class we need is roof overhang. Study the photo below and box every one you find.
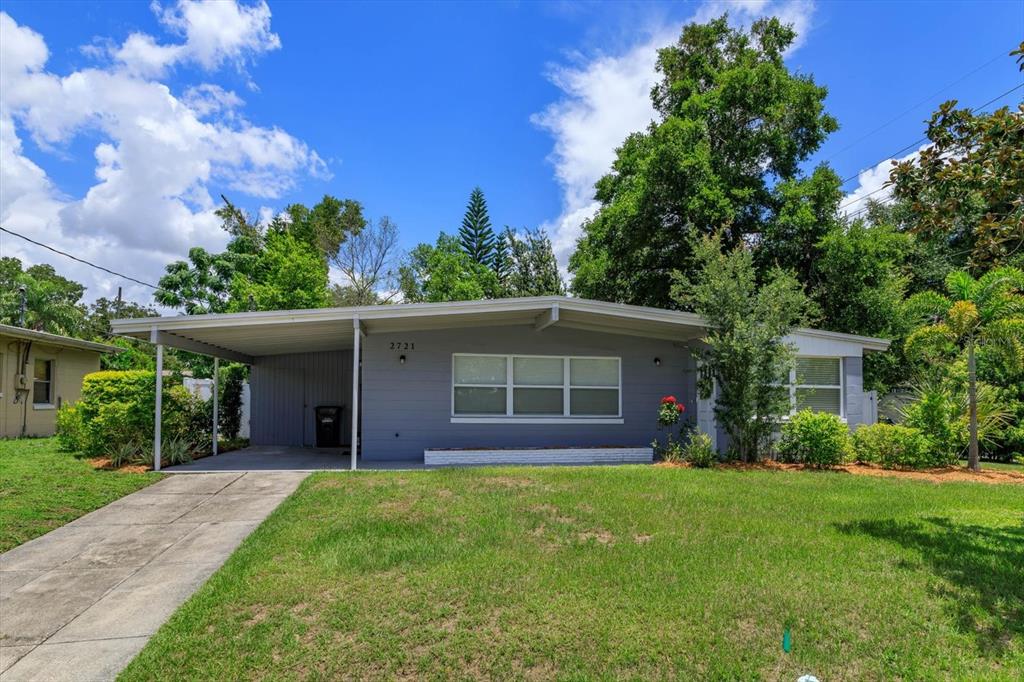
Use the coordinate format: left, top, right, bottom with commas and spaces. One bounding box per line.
0, 323, 121, 353
110, 296, 890, 361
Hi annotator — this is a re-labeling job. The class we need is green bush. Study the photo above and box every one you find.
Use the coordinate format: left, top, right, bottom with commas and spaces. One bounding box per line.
684, 431, 716, 468
106, 440, 148, 468
77, 370, 202, 460
55, 404, 86, 452
901, 389, 965, 467
852, 423, 934, 469
777, 410, 851, 468
219, 364, 247, 440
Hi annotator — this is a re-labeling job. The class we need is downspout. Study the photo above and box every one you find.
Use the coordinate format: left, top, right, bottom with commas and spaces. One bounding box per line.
16, 340, 32, 437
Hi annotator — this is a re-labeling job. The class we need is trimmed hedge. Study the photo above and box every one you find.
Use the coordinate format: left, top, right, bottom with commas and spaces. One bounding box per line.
58, 370, 204, 462
777, 410, 851, 468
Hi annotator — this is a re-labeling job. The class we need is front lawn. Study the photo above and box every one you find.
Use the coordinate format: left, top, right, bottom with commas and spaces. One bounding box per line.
0, 437, 163, 552
122, 466, 1023, 680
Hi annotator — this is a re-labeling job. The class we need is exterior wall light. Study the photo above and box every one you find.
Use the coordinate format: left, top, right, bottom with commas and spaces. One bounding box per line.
400, 355, 406, 364
654, 357, 661, 366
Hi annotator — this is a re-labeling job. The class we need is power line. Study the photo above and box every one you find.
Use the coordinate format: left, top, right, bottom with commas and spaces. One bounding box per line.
837, 81, 1024, 213
0, 225, 207, 311
824, 48, 1012, 166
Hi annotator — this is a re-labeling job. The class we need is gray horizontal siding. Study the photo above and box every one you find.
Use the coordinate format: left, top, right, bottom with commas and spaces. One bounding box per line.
360, 325, 696, 461
249, 350, 353, 447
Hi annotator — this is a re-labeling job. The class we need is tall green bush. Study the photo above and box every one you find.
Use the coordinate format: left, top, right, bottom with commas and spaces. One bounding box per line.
218, 364, 246, 440
852, 423, 933, 469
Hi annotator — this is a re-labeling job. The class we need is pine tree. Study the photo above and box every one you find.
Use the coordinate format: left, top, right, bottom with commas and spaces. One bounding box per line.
492, 228, 512, 290
459, 187, 496, 267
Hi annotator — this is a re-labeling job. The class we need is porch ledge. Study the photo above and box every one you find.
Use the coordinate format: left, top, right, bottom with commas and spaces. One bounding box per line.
424, 446, 653, 466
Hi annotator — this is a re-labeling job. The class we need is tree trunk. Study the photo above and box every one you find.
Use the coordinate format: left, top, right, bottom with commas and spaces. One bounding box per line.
967, 339, 979, 472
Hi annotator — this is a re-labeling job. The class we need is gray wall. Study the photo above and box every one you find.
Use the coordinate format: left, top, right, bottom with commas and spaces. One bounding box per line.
249, 350, 353, 447
360, 325, 696, 461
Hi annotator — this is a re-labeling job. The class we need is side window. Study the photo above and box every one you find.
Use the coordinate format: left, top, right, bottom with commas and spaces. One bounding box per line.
33, 358, 53, 405
794, 357, 842, 415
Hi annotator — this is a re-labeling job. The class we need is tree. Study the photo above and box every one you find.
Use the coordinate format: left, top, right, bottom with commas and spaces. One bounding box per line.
399, 233, 499, 303
890, 45, 1023, 270
285, 195, 366, 261
157, 196, 338, 314
458, 187, 496, 267
330, 216, 401, 306
503, 229, 565, 297
903, 267, 1024, 470
0, 258, 86, 335
570, 16, 837, 307
673, 233, 813, 462
227, 229, 330, 312
756, 166, 843, 287
493, 228, 511, 289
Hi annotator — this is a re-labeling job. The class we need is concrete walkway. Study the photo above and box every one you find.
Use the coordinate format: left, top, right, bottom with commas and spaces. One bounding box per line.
0, 471, 307, 681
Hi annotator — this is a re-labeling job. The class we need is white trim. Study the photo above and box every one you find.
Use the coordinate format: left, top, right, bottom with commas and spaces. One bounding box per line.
351, 317, 361, 471
32, 403, 56, 411
451, 417, 625, 425
452, 353, 622, 419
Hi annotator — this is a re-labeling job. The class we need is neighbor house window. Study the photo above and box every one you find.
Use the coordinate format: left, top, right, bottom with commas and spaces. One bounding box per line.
789, 357, 843, 416
453, 354, 621, 418
33, 358, 53, 405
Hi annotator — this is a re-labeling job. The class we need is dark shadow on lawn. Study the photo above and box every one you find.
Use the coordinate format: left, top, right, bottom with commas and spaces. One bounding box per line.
837, 516, 1024, 655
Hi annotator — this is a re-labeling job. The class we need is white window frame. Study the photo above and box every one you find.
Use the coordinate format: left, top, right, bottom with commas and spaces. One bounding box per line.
32, 356, 56, 409
451, 353, 623, 424
786, 355, 844, 420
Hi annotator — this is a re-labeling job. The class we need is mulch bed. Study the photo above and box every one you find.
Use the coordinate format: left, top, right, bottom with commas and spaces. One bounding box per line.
657, 459, 1024, 485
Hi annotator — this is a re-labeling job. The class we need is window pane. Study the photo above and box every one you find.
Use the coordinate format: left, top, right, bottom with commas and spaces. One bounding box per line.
570, 358, 618, 387
570, 388, 619, 415
453, 356, 506, 385
513, 388, 563, 415
796, 358, 840, 386
34, 359, 51, 381
796, 388, 842, 415
33, 381, 50, 405
513, 357, 563, 386
454, 387, 507, 414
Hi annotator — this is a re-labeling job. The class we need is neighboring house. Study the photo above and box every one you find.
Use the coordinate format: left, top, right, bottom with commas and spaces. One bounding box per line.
0, 324, 119, 438
111, 296, 889, 466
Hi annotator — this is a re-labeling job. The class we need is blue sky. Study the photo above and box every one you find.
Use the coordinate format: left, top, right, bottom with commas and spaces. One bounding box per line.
1, 0, 1021, 305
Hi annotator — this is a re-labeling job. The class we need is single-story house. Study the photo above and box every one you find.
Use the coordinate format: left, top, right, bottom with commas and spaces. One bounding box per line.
0, 323, 119, 438
111, 296, 889, 469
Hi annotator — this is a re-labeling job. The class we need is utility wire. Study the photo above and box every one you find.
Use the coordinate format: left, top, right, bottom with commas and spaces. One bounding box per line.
837, 81, 1024, 212
824, 48, 1012, 166
0, 225, 208, 311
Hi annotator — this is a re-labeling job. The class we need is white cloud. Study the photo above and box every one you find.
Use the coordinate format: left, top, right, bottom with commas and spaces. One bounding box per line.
533, 0, 818, 270
113, 0, 280, 77
0, 5, 324, 307
840, 145, 925, 218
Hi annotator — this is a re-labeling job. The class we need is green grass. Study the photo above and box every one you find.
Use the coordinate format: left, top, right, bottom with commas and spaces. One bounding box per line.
122, 466, 1023, 681
0, 437, 162, 552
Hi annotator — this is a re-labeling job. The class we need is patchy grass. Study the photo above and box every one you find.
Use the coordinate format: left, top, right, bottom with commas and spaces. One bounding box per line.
122, 466, 1023, 680
0, 438, 162, 551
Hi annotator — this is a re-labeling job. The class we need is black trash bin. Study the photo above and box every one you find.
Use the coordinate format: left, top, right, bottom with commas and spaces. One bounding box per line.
315, 406, 342, 448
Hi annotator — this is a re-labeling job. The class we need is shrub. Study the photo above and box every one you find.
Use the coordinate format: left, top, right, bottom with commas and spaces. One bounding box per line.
106, 440, 148, 468
901, 388, 965, 467
654, 435, 685, 463
55, 404, 86, 452
852, 423, 933, 469
78, 370, 201, 458
161, 437, 196, 466
684, 431, 716, 468
777, 410, 851, 468
219, 364, 247, 440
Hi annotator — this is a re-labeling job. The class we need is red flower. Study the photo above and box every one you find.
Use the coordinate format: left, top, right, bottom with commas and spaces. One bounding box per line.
660, 395, 677, 404
676, 403, 685, 413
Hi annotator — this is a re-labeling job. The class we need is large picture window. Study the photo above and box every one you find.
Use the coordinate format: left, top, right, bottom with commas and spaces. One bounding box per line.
789, 357, 843, 416
453, 354, 621, 419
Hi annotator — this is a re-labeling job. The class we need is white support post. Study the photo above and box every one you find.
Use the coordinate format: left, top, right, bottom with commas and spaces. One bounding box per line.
152, 330, 163, 472
212, 357, 219, 456
351, 317, 360, 471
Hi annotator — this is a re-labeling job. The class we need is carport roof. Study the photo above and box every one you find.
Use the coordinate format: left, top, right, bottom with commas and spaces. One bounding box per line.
110, 296, 890, 362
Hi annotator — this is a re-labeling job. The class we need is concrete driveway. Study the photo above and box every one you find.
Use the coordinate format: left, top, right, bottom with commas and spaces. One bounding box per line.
0, 471, 306, 681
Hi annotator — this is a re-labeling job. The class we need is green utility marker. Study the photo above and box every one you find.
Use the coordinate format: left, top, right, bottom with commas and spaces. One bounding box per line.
783, 627, 792, 653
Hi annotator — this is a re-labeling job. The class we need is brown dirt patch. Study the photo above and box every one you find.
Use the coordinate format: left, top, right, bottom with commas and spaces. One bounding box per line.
87, 457, 149, 474
633, 533, 653, 544
578, 529, 615, 545
658, 459, 1024, 485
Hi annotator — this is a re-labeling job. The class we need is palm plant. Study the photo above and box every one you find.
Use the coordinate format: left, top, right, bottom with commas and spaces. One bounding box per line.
904, 267, 1024, 470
